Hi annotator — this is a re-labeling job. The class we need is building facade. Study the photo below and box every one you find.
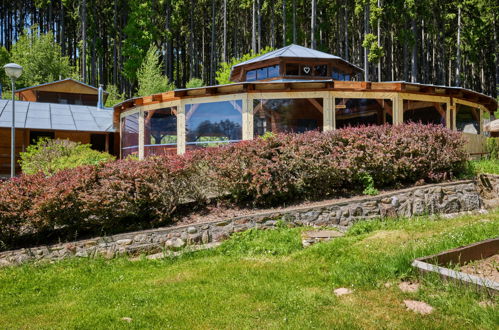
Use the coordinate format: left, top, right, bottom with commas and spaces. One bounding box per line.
114, 45, 497, 159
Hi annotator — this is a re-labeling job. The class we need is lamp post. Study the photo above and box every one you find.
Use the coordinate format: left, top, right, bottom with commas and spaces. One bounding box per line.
3, 63, 23, 178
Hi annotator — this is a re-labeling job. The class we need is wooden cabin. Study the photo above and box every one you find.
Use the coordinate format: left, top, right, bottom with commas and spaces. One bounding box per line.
0, 79, 116, 176
15, 78, 108, 106
114, 45, 498, 159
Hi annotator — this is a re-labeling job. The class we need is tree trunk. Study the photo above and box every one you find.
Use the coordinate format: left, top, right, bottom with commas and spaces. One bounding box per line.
292, 0, 296, 44
311, 0, 316, 49
344, 1, 349, 61
364, 4, 369, 81
222, 0, 227, 62
252, 0, 256, 53
257, 0, 261, 52
411, 18, 418, 83
377, 0, 381, 82
282, 0, 286, 46
81, 0, 87, 83
210, 0, 216, 84
455, 6, 461, 86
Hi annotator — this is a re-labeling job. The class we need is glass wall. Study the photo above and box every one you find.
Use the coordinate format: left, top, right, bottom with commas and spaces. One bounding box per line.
144, 107, 177, 157
403, 100, 446, 126
253, 98, 323, 136
335, 98, 392, 128
456, 104, 481, 134
186, 100, 243, 150
121, 112, 139, 158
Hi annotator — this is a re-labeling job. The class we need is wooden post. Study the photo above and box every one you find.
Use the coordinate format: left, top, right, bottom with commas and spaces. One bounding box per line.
446, 102, 451, 129
105, 133, 109, 152
138, 108, 144, 160
323, 95, 333, 131
393, 94, 403, 124
242, 94, 253, 140
177, 100, 186, 154
332, 96, 336, 129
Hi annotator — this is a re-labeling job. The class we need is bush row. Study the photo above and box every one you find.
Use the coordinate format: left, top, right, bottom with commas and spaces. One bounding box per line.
0, 123, 468, 249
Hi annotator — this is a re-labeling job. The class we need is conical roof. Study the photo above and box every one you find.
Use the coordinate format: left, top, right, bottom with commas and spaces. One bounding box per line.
232, 44, 361, 71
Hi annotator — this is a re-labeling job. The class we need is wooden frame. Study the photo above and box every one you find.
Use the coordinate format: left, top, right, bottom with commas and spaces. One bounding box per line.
114, 82, 497, 158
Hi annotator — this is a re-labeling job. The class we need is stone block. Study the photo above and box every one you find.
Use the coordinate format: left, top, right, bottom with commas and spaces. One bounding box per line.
165, 238, 186, 250
116, 239, 133, 246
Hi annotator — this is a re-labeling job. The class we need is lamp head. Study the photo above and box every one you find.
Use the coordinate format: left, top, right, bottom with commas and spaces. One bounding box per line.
3, 63, 23, 80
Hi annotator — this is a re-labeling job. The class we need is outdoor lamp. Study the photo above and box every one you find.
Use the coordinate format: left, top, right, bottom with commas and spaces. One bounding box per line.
4, 63, 23, 80
3, 63, 23, 178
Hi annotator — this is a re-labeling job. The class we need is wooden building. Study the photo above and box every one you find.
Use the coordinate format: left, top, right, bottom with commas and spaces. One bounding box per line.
15, 78, 108, 106
0, 100, 116, 177
114, 45, 498, 159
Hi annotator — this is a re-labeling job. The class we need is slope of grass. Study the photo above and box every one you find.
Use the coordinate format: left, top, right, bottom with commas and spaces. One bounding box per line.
0, 211, 498, 329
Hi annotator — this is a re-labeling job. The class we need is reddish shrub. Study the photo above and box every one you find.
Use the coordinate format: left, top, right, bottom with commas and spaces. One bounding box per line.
205, 124, 467, 205
0, 123, 468, 248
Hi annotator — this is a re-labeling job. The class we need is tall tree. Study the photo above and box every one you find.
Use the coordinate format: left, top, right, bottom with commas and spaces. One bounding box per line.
311, 0, 316, 49
136, 44, 174, 96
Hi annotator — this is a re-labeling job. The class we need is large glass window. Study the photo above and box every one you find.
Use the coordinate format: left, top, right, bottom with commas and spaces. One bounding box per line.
268, 65, 279, 78
257, 67, 268, 80
456, 104, 481, 134
121, 112, 139, 158
335, 98, 393, 129
246, 70, 257, 81
144, 107, 177, 157
403, 101, 446, 126
186, 100, 243, 150
246, 65, 280, 81
253, 98, 323, 136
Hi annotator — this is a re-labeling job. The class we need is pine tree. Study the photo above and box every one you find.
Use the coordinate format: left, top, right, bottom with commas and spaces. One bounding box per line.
136, 44, 175, 97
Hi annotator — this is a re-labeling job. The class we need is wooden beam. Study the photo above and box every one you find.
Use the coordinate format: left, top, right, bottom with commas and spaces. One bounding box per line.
308, 98, 323, 113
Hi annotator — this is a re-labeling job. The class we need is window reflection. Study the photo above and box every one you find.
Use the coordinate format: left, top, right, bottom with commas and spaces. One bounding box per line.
332, 70, 351, 81
121, 112, 139, 158
335, 98, 393, 128
246, 70, 257, 81
257, 67, 268, 80
253, 98, 323, 136
314, 65, 327, 76
268, 65, 279, 78
144, 107, 177, 157
403, 101, 446, 126
456, 104, 481, 134
246, 65, 280, 81
186, 100, 242, 150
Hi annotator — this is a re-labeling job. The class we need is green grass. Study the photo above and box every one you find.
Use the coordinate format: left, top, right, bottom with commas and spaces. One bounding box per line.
472, 159, 499, 175
1, 211, 498, 329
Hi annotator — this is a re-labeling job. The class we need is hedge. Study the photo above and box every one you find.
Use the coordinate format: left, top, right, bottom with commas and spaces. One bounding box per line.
0, 123, 468, 249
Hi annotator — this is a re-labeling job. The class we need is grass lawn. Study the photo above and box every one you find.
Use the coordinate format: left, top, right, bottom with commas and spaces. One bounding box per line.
472, 159, 499, 175
1, 211, 498, 329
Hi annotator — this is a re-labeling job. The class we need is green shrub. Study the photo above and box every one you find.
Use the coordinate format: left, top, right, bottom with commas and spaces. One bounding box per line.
19, 138, 115, 175
186, 78, 204, 88
486, 137, 499, 159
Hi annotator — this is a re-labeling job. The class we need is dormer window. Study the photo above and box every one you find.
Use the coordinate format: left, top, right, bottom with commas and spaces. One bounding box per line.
246, 65, 280, 82
231, 44, 363, 83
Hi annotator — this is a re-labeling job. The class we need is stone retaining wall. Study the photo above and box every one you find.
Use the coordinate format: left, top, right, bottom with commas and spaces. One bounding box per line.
0, 180, 489, 266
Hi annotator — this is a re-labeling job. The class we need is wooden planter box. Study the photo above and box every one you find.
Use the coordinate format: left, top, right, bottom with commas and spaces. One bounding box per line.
412, 238, 498, 295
